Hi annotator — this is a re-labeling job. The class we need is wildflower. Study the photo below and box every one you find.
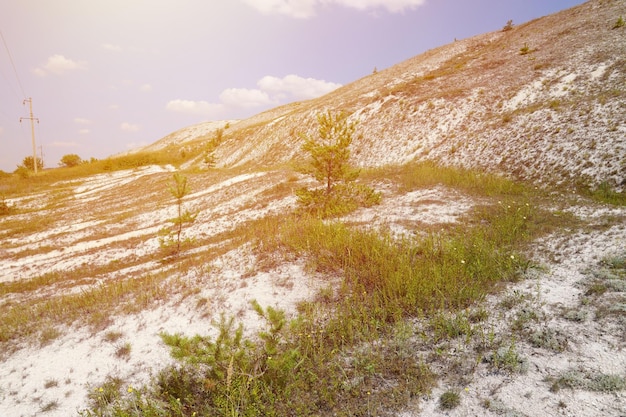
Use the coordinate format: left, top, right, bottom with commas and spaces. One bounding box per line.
461, 260, 466, 264
127, 386, 133, 393
510, 255, 515, 260
98, 387, 104, 393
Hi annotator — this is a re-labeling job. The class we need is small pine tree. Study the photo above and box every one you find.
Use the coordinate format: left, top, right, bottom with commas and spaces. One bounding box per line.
296, 111, 380, 217
502, 19, 514, 32
159, 172, 198, 256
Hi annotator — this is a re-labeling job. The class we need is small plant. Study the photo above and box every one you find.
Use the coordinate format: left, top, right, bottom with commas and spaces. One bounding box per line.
502, 19, 514, 32
44, 379, 59, 389
115, 342, 132, 359
519, 43, 534, 55
487, 342, 528, 374
613, 16, 625, 29
103, 330, 124, 343
86, 376, 124, 412
0, 195, 14, 215
40, 400, 59, 412
552, 369, 626, 392
439, 390, 461, 409
159, 172, 198, 256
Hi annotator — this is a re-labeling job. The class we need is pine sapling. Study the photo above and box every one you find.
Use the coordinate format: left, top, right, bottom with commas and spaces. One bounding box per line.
159, 172, 198, 256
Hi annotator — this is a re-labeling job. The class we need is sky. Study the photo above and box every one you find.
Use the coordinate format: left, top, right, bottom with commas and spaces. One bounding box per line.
0, 0, 586, 172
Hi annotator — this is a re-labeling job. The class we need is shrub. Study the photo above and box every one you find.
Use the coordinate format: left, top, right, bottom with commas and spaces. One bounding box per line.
0, 195, 14, 215
59, 153, 83, 167
439, 390, 461, 409
18, 155, 44, 171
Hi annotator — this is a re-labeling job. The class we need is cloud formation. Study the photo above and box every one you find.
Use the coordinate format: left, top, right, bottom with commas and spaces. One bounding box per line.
243, 0, 426, 18
219, 88, 276, 108
33, 54, 88, 76
258, 74, 341, 99
166, 99, 224, 116
166, 74, 340, 117
120, 122, 141, 132
102, 43, 122, 52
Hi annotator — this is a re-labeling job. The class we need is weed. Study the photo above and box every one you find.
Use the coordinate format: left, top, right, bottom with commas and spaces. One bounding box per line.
613, 16, 625, 29
39, 327, 62, 347
0, 195, 15, 215
562, 308, 588, 322
528, 327, 568, 352
102, 331, 124, 343
115, 342, 132, 359
40, 401, 59, 412
486, 342, 528, 374
552, 369, 626, 392
439, 390, 461, 409
44, 379, 59, 389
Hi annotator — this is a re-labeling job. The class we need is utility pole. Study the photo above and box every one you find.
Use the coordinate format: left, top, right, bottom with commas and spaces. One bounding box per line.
20, 98, 39, 174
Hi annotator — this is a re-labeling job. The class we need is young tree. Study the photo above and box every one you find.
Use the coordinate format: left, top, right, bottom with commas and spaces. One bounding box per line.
18, 156, 44, 172
159, 172, 198, 256
59, 153, 83, 167
301, 111, 360, 195
297, 111, 380, 217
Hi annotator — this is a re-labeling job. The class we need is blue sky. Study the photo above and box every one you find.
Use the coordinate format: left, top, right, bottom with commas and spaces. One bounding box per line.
0, 0, 585, 172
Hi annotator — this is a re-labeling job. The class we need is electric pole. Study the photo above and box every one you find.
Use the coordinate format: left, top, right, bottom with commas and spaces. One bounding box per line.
20, 98, 39, 174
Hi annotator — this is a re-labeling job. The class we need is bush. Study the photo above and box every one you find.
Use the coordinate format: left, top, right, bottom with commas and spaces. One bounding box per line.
439, 390, 461, 410
59, 153, 83, 167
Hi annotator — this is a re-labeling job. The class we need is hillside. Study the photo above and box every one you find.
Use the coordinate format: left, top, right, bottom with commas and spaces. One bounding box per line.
1, 1, 625, 416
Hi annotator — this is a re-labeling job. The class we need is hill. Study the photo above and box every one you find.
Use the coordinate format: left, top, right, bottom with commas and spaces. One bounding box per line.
0, 1, 625, 416
150, 0, 625, 190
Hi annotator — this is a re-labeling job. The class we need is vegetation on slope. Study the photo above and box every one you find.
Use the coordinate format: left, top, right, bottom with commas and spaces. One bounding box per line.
74, 160, 552, 416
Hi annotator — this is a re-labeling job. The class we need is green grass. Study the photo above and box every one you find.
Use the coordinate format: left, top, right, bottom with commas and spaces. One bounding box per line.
77, 162, 549, 416
3, 157, 605, 415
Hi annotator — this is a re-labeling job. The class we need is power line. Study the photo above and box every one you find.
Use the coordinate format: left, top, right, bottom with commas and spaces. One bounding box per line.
0, 30, 26, 98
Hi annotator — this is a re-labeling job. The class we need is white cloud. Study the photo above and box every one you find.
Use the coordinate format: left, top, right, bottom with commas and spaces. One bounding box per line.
74, 118, 91, 125
33, 54, 88, 76
166, 99, 223, 116
166, 74, 340, 118
120, 122, 141, 132
243, 0, 425, 18
140, 84, 153, 92
0, 127, 4, 135
257, 74, 341, 100
102, 43, 122, 52
109, 104, 120, 110
219, 88, 276, 108
242, 0, 317, 18
79, 129, 90, 135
